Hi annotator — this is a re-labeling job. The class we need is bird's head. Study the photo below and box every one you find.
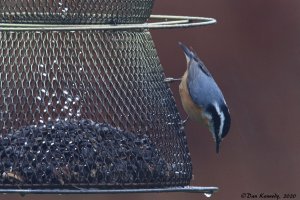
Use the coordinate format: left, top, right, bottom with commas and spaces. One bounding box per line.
203, 102, 231, 153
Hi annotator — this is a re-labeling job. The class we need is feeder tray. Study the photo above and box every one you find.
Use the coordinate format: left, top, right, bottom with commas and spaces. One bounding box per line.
0, 0, 218, 196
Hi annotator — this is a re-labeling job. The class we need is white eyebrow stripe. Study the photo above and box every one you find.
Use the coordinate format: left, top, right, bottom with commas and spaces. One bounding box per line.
213, 102, 225, 138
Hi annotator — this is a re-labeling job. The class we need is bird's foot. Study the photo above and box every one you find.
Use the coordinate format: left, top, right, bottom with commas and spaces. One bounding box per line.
164, 77, 182, 83
179, 116, 189, 126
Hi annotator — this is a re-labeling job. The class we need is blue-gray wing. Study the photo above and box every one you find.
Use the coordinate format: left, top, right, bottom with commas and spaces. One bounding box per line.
187, 60, 224, 108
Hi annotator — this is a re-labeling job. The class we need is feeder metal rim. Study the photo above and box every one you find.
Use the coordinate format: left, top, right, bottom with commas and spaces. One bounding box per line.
0, 15, 216, 31
0, 186, 218, 195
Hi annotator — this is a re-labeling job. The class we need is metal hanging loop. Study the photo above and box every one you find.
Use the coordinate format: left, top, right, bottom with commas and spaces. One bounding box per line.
0, 15, 216, 31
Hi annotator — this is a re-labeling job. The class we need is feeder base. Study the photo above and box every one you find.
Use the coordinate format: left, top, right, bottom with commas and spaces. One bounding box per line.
0, 186, 218, 195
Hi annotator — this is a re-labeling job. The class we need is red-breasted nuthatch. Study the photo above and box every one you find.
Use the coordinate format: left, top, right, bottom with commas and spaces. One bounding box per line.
166, 42, 231, 153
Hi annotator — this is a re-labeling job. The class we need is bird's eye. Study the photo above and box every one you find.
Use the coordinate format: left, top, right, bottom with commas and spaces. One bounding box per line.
206, 104, 221, 138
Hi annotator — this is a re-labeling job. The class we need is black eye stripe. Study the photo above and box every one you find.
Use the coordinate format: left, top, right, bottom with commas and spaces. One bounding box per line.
220, 104, 231, 138
206, 104, 221, 138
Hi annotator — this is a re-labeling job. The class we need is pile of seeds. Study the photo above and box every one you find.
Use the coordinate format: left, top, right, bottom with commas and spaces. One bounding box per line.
0, 119, 171, 187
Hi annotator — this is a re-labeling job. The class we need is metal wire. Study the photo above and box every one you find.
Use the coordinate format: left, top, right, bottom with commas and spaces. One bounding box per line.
0, 15, 217, 31
0, 0, 155, 24
0, 186, 218, 195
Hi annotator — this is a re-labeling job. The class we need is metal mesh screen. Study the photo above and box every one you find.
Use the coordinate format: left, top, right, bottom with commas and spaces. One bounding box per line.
0, 30, 192, 188
0, 0, 154, 24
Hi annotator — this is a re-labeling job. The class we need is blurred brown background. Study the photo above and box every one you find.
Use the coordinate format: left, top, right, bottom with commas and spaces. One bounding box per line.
3, 0, 300, 199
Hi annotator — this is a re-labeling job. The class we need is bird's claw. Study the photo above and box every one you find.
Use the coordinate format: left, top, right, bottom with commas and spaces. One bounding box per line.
179, 117, 189, 126
164, 77, 182, 83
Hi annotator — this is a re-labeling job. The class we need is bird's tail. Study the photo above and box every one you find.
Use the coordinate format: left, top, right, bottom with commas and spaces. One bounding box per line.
178, 42, 193, 59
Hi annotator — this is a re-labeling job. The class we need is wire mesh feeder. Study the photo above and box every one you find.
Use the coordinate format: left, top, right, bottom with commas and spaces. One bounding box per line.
0, 29, 193, 187
0, 0, 218, 196
0, 0, 154, 24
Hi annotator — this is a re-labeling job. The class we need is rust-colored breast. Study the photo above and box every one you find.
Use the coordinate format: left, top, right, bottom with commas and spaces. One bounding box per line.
179, 71, 205, 124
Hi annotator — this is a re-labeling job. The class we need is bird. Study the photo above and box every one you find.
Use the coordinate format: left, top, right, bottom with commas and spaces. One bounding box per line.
166, 42, 231, 153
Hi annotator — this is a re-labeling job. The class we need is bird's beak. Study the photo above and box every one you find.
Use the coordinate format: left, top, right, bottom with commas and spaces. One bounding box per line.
216, 139, 221, 154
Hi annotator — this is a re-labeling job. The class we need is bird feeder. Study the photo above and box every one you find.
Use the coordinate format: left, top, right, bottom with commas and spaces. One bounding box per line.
0, 0, 217, 196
